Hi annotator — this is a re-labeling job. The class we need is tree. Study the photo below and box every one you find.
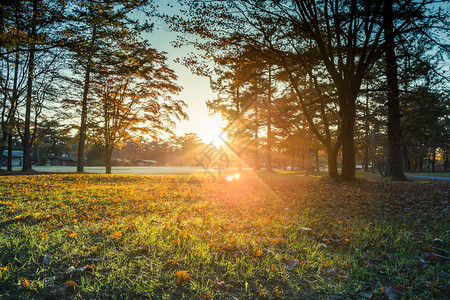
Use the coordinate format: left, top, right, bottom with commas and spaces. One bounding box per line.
207, 55, 256, 171
66, 0, 152, 172
401, 87, 449, 172
169, 0, 389, 179
0, 0, 66, 171
0, 1, 26, 171
169, 0, 448, 180
88, 41, 187, 174
31, 119, 72, 165
21, 0, 38, 171
172, 133, 205, 166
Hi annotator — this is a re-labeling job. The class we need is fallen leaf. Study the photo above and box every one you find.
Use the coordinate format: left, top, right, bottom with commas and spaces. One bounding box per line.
49, 288, 65, 297
87, 257, 103, 262
432, 238, 444, 246
323, 267, 337, 276
358, 291, 373, 299
299, 226, 312, 231
175, 270, 190, 285
212, 277, 225, 287
421, 253, 450, 263
86, 265, 94, 272
384, 287, 399, 300
384, 286, 407, 300
282, 258, 299, 270
21, 278, 31, 287
429, 245, 449, 256
38, 255, 51, 265
263, 249, 276, 256
44, 276, 57, 285
337, 274, 349, 281
65, 280, 77, 293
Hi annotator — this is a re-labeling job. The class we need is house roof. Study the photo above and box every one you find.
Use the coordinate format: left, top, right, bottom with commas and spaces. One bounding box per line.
133, 159, 158, 163
2, 150, 23, 158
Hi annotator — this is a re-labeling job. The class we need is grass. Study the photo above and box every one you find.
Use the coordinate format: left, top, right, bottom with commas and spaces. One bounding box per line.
406, 172, 450, 178
0, 172, 448, 299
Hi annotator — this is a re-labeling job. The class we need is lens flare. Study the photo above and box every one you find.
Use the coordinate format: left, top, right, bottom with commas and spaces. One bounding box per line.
226, 173, 240, 182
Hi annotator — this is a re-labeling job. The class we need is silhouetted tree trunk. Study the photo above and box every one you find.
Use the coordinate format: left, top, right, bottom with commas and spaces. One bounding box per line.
364, 88, 370, 171
266, 66, 272, 171
22, 0, 37, 171
315, 148, 319, 172
77, 24, 96, 172
328, 150, 338, 179
341, 104, 356, 180
402, 143, 409, 172
431, 147, 436, 172
236, 86, 243, 171
7, 134, 12, 170
7, 39, 20, 171
105, 146, 113, 174
384, 0, 405, 180
254, 82, 259, 170
444, 149, 448, 171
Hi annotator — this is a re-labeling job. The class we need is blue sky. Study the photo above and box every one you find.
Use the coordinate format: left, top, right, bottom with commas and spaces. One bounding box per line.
141, 1, 224, 144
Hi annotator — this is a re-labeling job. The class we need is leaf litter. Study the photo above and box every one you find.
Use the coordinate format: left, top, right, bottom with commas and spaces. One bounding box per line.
0, 173, 448, 299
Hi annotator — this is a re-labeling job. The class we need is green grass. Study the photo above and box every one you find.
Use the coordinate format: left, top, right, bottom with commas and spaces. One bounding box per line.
406, 172, 450, 178
0, 172, 448, 299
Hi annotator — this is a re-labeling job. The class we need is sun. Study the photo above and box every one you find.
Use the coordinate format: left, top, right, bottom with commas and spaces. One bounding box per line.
196, 115, 226, 147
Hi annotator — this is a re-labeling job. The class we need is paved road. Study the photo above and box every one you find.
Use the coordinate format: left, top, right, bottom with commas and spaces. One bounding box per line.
406, 174, 450, 182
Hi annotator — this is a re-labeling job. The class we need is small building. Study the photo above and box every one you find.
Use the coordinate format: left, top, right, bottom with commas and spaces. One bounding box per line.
132, 159, 159, 166
2, 150, 23, 167
50, 156, 78, 167
112, 158, 131, 166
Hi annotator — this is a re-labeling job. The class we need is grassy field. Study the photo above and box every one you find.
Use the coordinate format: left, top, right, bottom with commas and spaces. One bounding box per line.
0, 172, 448, 299
406, 172, 450, 178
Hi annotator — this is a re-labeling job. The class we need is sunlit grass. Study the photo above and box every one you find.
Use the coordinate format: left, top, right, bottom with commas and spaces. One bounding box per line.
0, 172, 448, 299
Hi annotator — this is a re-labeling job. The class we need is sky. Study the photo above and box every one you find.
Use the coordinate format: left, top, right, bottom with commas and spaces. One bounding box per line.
142, 1, 225, 145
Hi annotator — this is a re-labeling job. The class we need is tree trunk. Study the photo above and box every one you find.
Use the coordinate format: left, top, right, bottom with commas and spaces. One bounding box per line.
7, 133, 12, 170
254, 93, 259, 170
444, 149, 448, 171
384, 138, 390, 177
384, 0, 406, 180
431, 147, 436, 172
327, 149, 338, 179
235, 85, 243, 172
77, 24, 96, 172
364, 88, 370, 171
237, 153, 243, 171
340, 109, 356, 180
8, 45, 19, 171
266, 66, 273, 171
305, 146, 310, 176
315, 148, 319, 171
444, 155, 448, 170
105, 147, 113, 174
22, 0, 37, 171
402, 143, 409, 172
